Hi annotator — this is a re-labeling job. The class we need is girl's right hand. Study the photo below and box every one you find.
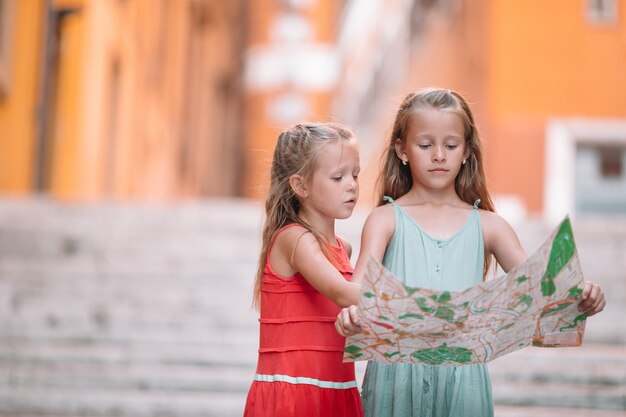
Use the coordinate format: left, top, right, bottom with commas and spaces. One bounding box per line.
335, 305, 363, 337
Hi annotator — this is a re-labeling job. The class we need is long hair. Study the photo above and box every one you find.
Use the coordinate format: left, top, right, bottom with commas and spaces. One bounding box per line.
252, 122, 355, 309
376, 88, 495, 275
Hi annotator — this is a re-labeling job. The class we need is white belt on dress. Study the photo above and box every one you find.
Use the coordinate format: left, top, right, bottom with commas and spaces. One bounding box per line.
254, 373, 358, 389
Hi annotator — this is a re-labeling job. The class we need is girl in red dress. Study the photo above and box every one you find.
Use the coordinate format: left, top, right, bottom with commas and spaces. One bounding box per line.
243, 123, 364, 417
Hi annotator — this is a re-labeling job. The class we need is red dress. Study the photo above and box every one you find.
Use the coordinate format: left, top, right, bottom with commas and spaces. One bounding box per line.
243, 224, 364, 417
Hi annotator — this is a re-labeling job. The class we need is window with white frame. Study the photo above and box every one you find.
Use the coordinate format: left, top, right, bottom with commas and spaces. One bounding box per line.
544, 118, 626, 223
585, 0, 618, 25
575, 143, 626, 214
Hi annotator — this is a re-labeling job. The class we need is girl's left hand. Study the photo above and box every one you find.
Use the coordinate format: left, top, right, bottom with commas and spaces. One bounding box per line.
579, 281, 606, 317
335, 305, 363, 337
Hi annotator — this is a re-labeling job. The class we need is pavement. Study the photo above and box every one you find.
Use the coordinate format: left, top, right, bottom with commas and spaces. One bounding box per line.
0, 197, 623, 416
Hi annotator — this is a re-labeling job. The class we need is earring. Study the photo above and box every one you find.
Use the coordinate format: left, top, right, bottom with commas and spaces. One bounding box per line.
462, 159, 467, 165
402, 160, 407, 166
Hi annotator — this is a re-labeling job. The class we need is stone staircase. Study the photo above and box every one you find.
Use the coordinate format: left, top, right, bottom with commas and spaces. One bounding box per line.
0, 198, 261, 416
0, 198, 624, 416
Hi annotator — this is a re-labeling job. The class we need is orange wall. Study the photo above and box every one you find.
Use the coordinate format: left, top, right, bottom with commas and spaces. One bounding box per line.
0, 0, 44, 194
48, 7, 86, 199
1, 0, 245, 201
0, 0, 92, 199
398, 0, 626, 214
488, 0, 626, 212
490, 0, 626, 117
243, 90, 334, 199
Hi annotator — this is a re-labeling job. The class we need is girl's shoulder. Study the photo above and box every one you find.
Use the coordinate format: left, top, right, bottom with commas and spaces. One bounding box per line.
273, 224, 349, 259
271, 223, 308, 247
477, 209, 513, 233
371, 200, 396, 215
366, 202, 396, 225
268, 224, 310, 276
362, 203, 396, 243
478, 210, 522, 251
478, 210, 528, 272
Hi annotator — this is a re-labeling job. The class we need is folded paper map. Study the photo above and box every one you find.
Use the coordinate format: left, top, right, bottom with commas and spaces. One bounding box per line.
344, 217, 586, 366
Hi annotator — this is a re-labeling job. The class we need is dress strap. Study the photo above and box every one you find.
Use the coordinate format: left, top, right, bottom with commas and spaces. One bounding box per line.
473, 199, 481, 210
266, 223, 302, 263
383, 196, 395, 204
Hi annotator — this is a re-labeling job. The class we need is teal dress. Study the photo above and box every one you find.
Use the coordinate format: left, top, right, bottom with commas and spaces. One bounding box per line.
361, 197, 493, 417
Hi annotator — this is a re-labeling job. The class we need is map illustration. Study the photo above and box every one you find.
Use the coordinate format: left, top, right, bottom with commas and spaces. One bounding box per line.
344, 217, 587, 366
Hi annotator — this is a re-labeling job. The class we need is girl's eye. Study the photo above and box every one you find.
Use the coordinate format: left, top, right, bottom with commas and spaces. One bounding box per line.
446, 145, 458, 150
418, 144, 431, 149
332, 177, 342, 182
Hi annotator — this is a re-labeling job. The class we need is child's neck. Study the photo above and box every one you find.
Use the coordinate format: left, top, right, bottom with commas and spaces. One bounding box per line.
297, 210, 336, 245
401, 186, 464, 207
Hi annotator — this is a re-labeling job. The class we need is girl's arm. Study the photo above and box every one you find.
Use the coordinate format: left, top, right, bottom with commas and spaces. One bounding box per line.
336, 205, 395, 336
482, 211, 527, 274
483, 212, 605, 317
351, 205, 396, 284
272, 226, 360, 308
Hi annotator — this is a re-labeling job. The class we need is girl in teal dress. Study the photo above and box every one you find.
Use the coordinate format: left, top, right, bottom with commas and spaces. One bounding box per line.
335, 88, 606, 417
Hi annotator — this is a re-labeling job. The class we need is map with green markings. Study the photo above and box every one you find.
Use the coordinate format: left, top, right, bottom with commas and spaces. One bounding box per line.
344, 217, 587, 366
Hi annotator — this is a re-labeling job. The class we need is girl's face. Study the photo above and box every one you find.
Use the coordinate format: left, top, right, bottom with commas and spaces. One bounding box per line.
302, 139, 360, 221
396, 110, 468, 191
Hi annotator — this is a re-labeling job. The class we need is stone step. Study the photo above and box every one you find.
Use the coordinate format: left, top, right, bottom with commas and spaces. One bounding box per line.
0, 387, 246, 417
0, 237, 261, 263
489, 343, 626, 376
1, 306, 258, 331
494, 405, 626, 417
1, 361, 253, 393
493, 379, 624, 410
490, 343, 626, 411
0, 337, 258, 366
0, 266, 257, 289
0, 199, 263, 261
0, 289, 257, 322
1, 283, 256, 313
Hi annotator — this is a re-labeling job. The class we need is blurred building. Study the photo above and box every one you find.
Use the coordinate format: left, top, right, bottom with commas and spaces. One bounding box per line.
335, 0, 626, 221
0, 0, 245, 200
1, 0, 625, 219
242, 0, 347, 198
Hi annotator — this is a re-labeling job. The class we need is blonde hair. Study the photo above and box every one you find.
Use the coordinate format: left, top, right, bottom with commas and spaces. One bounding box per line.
377, 88, 495, 274
253, 122, 355, 309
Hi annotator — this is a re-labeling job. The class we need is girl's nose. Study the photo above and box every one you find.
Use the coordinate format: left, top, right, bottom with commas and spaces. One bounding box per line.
347, 177, 357, 191
433, 146, 446, 162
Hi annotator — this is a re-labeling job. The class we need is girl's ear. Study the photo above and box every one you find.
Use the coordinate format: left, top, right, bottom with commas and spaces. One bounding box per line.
394, 138, 407, 163
289, 174, 308, 198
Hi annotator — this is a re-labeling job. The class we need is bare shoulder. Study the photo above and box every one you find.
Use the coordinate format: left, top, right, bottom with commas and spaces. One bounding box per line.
364, 204, 395, 234
271, 224, 314, 263
479, 209, 512, 230
367, 203, 395, 223
351, 203, 397, 282
359, 203, 395, 251
479, 210, 517, 241
274, 223, 310, 245
478, 210, 527, 271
